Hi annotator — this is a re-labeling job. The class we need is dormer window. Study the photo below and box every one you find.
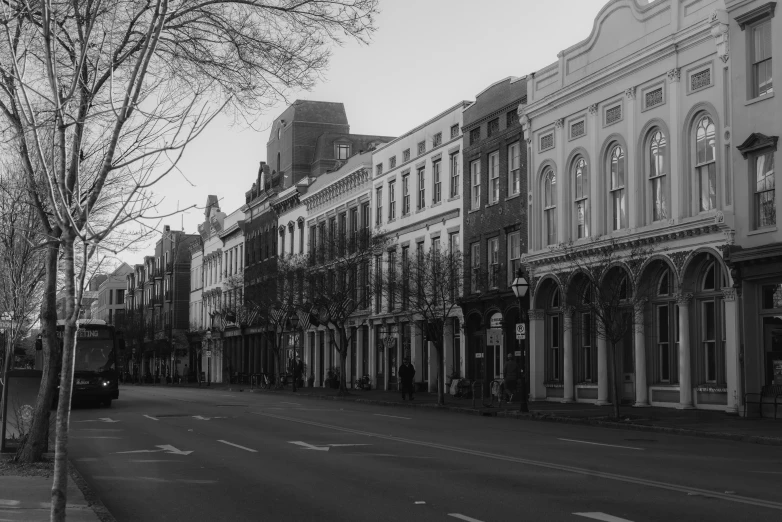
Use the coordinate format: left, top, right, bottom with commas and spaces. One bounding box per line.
337, 143, 350, 160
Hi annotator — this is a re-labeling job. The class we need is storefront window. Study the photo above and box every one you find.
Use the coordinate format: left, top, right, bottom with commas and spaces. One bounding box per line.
761, 284, 782, 309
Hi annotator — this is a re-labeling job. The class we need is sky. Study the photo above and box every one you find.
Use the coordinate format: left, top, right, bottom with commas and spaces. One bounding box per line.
114, 0, 612, 268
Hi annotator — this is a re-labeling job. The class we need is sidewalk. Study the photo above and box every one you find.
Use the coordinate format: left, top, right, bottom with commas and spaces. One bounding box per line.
0, 462, 106, 522
164, 381, 782, 446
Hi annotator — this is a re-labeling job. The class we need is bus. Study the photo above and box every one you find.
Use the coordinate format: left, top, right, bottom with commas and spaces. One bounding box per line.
53, 319, 122, 407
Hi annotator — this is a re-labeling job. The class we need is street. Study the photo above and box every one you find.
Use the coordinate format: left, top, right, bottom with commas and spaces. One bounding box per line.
66, 386, 782, 522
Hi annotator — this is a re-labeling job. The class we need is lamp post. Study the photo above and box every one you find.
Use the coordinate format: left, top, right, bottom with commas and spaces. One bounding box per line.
511, 268, 530, 413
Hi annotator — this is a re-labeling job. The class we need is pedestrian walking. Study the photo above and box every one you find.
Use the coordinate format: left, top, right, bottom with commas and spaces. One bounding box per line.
502, 353, 519, 402
398, 357, 416, 400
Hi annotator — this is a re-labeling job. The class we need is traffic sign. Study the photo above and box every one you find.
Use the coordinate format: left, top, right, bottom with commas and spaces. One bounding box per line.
516, 323, 526, 340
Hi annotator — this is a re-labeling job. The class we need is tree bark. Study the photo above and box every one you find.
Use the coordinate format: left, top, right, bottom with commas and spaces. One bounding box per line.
15, 241, 60, 462
435, 342, 444, 406
51, 236, 77, 522
338, 327, 348, 395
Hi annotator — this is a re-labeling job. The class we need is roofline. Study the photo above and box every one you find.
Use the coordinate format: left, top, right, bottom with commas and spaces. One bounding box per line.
373, 100, 472, 153
474, 76, 526, 99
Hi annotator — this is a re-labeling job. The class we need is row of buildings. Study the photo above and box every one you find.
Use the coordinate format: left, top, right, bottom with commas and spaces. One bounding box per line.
114, 0, 780, 413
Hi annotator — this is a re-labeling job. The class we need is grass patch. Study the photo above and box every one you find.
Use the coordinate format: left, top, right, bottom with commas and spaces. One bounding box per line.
0, 454, 54, 477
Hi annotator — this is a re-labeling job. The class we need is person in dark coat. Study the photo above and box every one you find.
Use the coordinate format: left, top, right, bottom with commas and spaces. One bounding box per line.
502, 354, 519, 402
398, 357, 416, 400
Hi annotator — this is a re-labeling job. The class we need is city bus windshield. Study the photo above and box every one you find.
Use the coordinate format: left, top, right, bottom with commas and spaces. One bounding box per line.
75, 340, 115, 372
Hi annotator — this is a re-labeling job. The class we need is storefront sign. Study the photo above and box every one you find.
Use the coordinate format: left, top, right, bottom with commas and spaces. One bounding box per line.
489, 313, 503, 329
475, 352, 484, 359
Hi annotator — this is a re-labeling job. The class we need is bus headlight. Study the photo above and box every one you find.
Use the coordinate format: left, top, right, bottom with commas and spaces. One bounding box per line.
102, 381, 110, 387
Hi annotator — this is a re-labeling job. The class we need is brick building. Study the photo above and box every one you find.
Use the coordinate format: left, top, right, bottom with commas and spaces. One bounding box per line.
459, 76, 528, 384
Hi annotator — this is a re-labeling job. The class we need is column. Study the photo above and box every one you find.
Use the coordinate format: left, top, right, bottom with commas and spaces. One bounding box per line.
625, 87, 639, 228
634, 300, 649, 407
529, 309, 546, 400
722, 288, 739, 414
677, 293, 694, 409
444, 320, 454, 391
356, 327, 364, 381
668, 67, 683, 219
428, 341, 437, 392
562, 306, 575, 402
555, 118, 568, 243
597, 336, 609, 405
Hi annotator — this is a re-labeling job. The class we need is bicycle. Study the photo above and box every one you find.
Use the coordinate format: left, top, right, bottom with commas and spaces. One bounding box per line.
353, 375, 372, 391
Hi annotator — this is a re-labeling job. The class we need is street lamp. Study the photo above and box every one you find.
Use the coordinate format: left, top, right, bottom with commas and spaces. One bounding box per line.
511, 269, 530, 413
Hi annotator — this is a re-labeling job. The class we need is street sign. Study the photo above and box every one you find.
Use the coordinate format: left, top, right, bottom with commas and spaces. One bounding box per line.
514, 351, 522, 356
489, 312, 503, 329
487, 329, 502, 346
475, 352, 484, 359
516, 323, 526, 340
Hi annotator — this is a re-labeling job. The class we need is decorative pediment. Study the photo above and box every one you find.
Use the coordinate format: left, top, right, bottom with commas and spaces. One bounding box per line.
735, 2, 776, 30
736, 132, 778, 158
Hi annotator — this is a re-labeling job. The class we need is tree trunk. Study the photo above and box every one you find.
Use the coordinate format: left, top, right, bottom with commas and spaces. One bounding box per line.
16, 241, 60, 462
51, 236, 78, 522
608, 341, 621, 419
435, 343, 444, 406
338, 328, 348, 395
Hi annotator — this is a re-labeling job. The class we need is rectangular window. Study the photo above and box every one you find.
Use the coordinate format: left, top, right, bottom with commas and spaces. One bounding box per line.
417, 167, 425, 209
508, 142, 521, 196
550, 315, 560, 381
487, 118, 499, 137
350, 208, 358, 251
488, 151, 499, 204
469, 128, 480, 146
605, 105, 622, 125
309, 225, 317, 256
582, 312, 592, 382
470, 159, 481, 210
337, 144, 350, 160
376, 163, 383, 176
403, 149, 411, 162
451, 124, 459, 139
418, 141, 426, 155
389, 156, 397, 169
374, 255, 382, 313
402, 174, 410, 215
487, 237, 499, 289
449, 232, 460, 298
507, 109, 518, 129
362, 203, 370, 233
388, 181, 396, 220
388, 251, 397, 311
401, 246, 409, 310
433, 132, 442, 148
471, 242, 480, 294
375, 187, 383, 226
540, 133, 554, 151
752, 20, 773, 97
432, 160, 442, 204
450, 153, 460, 198
754, 151, 775, 228
299, 223, 304, 254
116, 289, 125, 305
507, 231, 520, 282
657, 304, 670, 382
703, 300, 717, 383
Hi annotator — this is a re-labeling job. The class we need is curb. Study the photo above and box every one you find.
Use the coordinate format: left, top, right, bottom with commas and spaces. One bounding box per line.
243, 387, 782, 447
68, 460, 116, 522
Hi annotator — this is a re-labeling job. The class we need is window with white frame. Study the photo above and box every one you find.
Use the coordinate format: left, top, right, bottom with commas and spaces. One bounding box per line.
389, 156, 397, 169
751, 19, 773, 98
573, 157, 589, 239
451, 124, 459, 139
507, 231, 520, 282
649, 130, 668, 221
388, 180, 396, 220
471, 242, 480, 293
417, 141, 426, 155
376, 163, 383, 176
487, 237, 499, 289
450, 153, 460, 198
610, 145, 626, 230
432, 160, 442, 204
695, 115, 717, 212
403, 149, 411, 162
470, 159, 481, 210
508, 142, 521, 196
402, 173, 410, 215
433, 132, 442, 148
417, 167, 426, 210
754, 151, 775, 228
543, 168, 557, 245
488, 151, 499, 204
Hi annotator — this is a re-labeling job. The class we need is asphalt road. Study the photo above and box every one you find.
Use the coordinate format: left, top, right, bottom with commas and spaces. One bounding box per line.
66, 385, 782, 522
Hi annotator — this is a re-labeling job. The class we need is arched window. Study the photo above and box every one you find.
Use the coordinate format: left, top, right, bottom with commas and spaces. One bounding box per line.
658, 270, 670, 296
609, 145, 626, 230
702, 262, 716, 291
649, 130, 668, 221
573, 158, 589, 239
551, 287, 561, 308
277, 152, 281, 175
543, 169, 557, 245
695, 116, 717, 211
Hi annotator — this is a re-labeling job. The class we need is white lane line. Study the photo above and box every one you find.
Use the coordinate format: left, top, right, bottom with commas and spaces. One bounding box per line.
0, 500, 20, 506
77, 429, 123, 432
71, 436, 122, 439
558, 438, 644, 451
374, 413, 412, 420
448, 514, 484, 522
129, 460, 179, 463
143, 415, 159, 421
252, 411, 782, 512
414, 501, 426, 505
574, 513, 634, 522
279, 402, 301, 406
217, 439, 258, 453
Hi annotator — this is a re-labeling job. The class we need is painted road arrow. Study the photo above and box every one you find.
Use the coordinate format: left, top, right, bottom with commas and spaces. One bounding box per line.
288, 441, 370, 451
74, 418, 120, 423
115, 445, 193, 456
193, 416, 226, 420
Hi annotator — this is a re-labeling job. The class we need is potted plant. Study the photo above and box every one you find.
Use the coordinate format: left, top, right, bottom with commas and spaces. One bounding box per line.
325, 366, 341, 389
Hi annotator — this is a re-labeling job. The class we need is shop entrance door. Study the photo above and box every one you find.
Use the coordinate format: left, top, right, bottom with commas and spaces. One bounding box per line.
762, 317, 782, 386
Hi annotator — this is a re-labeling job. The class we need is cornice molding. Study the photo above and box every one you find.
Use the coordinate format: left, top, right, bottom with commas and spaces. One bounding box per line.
302, 167, 371, 212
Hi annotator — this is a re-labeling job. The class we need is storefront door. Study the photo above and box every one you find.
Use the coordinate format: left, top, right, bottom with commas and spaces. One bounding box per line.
762, 317, 782, 386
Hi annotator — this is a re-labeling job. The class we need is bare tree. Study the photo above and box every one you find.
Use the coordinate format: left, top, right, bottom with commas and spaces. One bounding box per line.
304, 229, 387, 394
0, 1, 379, 516
384, 245, 463, 406
0, 167, 45, 453
553, 237, 656, 419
